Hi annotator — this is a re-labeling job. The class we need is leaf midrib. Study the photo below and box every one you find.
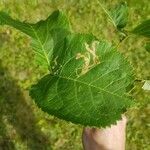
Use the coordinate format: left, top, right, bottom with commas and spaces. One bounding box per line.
29, 25, 50, 66
52, 73, 127, 100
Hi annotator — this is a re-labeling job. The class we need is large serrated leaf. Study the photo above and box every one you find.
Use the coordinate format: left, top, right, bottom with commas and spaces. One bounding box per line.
0, 10, 70, 69
30, 33, 134, 127
0, 10, 134, 127
132, 19, 150, 38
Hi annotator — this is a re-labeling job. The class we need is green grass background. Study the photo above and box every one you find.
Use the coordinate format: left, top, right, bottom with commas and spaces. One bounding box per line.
0, 0, 149, 150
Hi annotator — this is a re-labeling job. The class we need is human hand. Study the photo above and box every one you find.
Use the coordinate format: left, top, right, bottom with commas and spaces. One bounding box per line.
82, 116, 127, 150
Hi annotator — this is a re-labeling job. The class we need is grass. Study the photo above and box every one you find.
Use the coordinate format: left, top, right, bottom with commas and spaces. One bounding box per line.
0, 0, 150, 150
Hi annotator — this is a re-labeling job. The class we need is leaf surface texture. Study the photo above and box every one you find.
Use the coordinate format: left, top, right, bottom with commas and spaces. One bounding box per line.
0, 10, 134, 127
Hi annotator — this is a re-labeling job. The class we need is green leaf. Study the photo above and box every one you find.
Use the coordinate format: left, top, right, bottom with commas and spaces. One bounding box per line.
109, 2, 128, 29
145, 42, 150, 53
142, 80, 150, 91
30, 33, 134, 127
132, 19, 150, 38
0, 10, 134, 127
0, 10, 70, 69
98, 2, 128, 30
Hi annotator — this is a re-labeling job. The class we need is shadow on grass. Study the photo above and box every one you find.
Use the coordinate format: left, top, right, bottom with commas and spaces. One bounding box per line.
0, 61, 51, 150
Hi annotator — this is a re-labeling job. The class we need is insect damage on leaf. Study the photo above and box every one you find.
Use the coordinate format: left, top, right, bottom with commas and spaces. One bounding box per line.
52, 56, 58, 69
0, 10, 70, 70
0, 10, 134, 128
76, 41, 100, 76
